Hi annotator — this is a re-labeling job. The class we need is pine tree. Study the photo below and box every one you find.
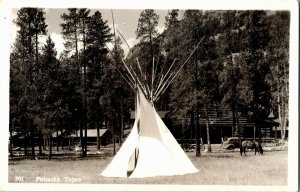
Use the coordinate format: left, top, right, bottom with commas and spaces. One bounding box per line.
13, 8, 47, 159
243, 11, 272, 146
135, 9, 160, 80
84, 10, 113, 151
165, 9, 179, 29
61, 9, 80, 58
136, 9, 159, 43
38, 36, 62, 159
218, 11, 249, 152
267, 11, 289, 140
79, 8, 91, 157
10, 33, 30, 156
60, 8, 91, 157
86, 10, 112, 48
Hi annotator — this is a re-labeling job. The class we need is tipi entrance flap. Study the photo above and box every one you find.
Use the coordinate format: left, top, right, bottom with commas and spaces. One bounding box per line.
127, 147, 139, 177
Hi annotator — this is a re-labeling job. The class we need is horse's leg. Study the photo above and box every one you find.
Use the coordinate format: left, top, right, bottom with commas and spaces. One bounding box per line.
259, 145, 263, 155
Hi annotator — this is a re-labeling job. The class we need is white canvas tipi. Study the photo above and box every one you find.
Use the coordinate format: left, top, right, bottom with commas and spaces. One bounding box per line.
100, 88, 198, 178
101, 28, 204, 178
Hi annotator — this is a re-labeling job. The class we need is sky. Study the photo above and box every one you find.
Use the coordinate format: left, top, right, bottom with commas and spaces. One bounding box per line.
11, 9, 170, 57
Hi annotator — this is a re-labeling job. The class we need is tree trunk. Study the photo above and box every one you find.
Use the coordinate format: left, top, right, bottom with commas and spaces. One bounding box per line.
255, 110, 262, 146
258, 123, 262, 146
24, 134, 28, 156
68, 138, 71, 151
60, 128, 64, 150
84, 66, 88, 157
24, 136, 28, 156
180, 123, 184, 149
74, 14, 85, 157
205, 105, 212, 153
231, 53, 237, 138
278, 92, 284, 140
44, 137, 47, 150
236, 106, 242, 153
282, 87, 288, 140
56, 129, 59, 151
79, 123, 84, 157
220, 124, 223, 145
254, 125, 256, 142
278, 71, 288, 141
30, 121, 35, 159
9, 129, 13, 157
83, 16, 88, 157
190, 112, 194, 145
97, 125, 100, 151
282, 105, 287, 140
48, 136, 52, 160
111, 119, 116, 155
113, 122, 116, 155
149, 20, 154, 70
120, 102, 124, 145
43, 137, 46, 150
38, 130, 42, 156
195, 108, 201, 157
113, 136, 116, 155
232, 102, 236, 137
282, 57, 288, 140
274, 126, 277, 140
35, 32, 38, 63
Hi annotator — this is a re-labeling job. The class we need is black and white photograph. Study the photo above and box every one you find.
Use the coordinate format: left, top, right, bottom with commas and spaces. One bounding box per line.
0, 0, 298, 191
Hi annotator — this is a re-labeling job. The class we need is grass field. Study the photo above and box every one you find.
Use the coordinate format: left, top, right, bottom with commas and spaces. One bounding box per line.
8, 149, 287, 185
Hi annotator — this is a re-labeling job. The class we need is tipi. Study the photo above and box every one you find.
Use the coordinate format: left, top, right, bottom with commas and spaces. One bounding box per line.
101, 88, 198, 178
101, 25, 204, 177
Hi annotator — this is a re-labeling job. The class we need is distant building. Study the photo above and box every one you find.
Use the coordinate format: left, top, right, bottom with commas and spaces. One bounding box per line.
164, 107, 281, 144
53, 129, 113, 146
112, 108, 281, 145
72, 129, 112, 146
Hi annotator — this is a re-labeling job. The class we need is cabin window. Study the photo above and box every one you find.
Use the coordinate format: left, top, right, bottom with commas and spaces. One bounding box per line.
217, 111, 223, 118
223, 109, 229, 117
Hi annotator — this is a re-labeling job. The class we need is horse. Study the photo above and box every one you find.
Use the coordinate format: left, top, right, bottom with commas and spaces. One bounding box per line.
240, 140, 263, 156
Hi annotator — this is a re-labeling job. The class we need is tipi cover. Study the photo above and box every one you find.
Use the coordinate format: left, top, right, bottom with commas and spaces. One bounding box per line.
100, 88, 198, 178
